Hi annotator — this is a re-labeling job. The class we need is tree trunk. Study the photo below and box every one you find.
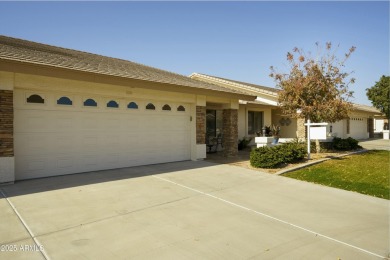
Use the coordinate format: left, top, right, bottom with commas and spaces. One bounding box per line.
315, 139, 320, 153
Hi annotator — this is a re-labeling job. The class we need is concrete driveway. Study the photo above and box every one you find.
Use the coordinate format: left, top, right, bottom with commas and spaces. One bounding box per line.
0, 161, 388, 259
359, 139, 390, 151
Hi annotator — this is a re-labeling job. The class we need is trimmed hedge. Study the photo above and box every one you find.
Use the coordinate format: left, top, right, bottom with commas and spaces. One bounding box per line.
307, 137, 361, 151
250, 142, 306, 168
333, 137, 361, 150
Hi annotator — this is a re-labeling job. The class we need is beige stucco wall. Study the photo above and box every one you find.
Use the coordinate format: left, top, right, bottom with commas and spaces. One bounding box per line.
328, 120, 345, 138
271, 109, 297, 138
238, 105, 246, 139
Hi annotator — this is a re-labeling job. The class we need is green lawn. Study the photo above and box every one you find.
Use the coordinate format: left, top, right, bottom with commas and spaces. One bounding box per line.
283, 150, 390, 199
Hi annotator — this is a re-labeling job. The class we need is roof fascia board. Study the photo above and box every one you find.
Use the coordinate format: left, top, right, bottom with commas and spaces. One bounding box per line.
254, 97, 278, 106
191, 73, 277, 97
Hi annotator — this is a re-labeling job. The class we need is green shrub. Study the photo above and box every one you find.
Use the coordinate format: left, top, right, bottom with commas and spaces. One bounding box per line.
333, 137, 361, 150
281, 142, 306, 163
250, 146, 283, 168
346, 137, 361, 149
250, 142, 306, 168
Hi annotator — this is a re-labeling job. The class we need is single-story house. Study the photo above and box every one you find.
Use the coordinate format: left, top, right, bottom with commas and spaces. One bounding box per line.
0, 35, 257, 183
0, 36, 383, 184
189, 73, 382, 143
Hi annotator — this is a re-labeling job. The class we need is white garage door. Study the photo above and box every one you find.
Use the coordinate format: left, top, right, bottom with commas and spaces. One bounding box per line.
350, 117, 368, 139
14, 93, 191, 180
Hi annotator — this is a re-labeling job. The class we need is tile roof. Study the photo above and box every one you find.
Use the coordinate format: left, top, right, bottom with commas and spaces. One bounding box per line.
0, 35, 254, 98
191, 73, 383, 115
352, 103, 382, 114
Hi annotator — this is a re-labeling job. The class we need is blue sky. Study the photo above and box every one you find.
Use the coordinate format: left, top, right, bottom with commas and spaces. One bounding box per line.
0, 1, 388, 105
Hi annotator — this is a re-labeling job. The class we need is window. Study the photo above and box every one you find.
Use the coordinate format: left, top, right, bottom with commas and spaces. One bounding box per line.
84, 98, 97, 107
146, 103, 155, 110
248, 111, 263, 135
127, 102, 138, 109
206, 110, 216, 137
177, 105, 185, 112
347, 118, 350, 134
107, 100, 119, 108
206, 110, 223, 137
162, 104, 171, 111
57, 96, 72, 105
27, 94, 44, 104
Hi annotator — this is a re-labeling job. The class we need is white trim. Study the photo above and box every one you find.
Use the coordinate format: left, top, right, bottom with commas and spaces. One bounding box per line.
191, 73, 277, 97
255, 96, 278, 106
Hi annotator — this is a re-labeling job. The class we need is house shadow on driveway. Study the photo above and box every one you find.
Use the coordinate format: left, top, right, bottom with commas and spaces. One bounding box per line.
205, 149, 251, 164
0, 160, 217, 198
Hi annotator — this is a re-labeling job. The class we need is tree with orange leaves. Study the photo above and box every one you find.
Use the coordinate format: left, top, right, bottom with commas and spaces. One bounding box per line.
270, 42, 356, 124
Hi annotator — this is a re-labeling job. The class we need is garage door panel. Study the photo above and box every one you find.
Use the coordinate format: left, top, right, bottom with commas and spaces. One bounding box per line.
56, 136, 77, 151
16, 155, 50, 176
56, 156, 75, 169
15, 96, 191, 180
350, 118, 368, 139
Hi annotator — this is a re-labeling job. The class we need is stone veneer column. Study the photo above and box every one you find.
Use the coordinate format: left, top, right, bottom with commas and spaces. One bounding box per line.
0, 89, 14, 183
222, 109, 238, 157
196, 106, 206, 144
296, 118, 306, 140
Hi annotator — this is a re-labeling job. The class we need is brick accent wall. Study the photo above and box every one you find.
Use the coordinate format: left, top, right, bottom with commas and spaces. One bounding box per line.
222, 109, 238, 157
0, 90, 13, 157
196, 106, 206, 144
296, 118, 306, 140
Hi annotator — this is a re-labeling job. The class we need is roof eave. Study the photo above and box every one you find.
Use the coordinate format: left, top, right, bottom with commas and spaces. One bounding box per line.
191, 73, 278, 97
0, 58, 256, 101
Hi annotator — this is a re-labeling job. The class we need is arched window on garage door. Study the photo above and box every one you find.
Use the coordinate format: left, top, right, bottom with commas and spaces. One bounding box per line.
162, 104, 171, 111
84, 98, 97, 107
146, 103, 155, 110
127, 102, 138, 109
177, 105, 185, 112
27, 94, 45, 104
107, 100, 119, 108
57, 96, 73, 105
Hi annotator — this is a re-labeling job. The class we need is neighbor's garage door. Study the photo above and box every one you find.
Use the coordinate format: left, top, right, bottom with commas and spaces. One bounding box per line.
14, 92, 191, 180
350, 117, 368, 139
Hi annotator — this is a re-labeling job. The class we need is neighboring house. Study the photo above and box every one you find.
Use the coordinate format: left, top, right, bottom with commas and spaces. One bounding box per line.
0, 35, 256, 183
374, 118, 389, 134
190, 73, 382, 142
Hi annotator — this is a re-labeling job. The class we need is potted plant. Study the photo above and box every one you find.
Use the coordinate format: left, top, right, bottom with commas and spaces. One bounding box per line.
238, 137, 253, 150
270, 125, 281, 144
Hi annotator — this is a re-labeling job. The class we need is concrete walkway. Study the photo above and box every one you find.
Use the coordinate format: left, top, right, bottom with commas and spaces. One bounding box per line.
0, 161, 388, 259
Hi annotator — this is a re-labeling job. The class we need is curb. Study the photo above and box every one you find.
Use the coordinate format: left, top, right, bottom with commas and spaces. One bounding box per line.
275, 149, 369, 175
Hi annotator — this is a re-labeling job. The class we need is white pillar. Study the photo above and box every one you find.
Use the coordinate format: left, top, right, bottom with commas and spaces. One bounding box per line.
307, 119, 311, 160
